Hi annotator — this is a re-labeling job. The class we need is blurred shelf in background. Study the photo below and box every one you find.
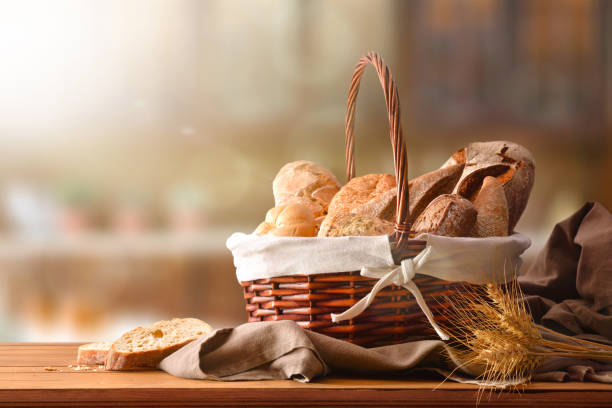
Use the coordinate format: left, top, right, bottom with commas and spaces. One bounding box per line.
0, 230, 246, 342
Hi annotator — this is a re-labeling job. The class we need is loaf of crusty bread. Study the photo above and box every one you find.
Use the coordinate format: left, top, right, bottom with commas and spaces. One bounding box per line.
327, 174, 396, 220
447, 141, 534, 234
105, 318, 213, 371
318, 213, 394, 237
408, 163, 464, 223
77, 342, 111, 365
472, 176, 509, 237
272, 161, 340, 213
412, 194, 477, 237
254, 202, 318, 237
318, 173, 397, 236
351, 187, 397, 222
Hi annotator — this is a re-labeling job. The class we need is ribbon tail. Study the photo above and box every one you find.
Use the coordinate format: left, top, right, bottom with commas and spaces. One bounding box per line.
404, 280, 449, 341
331, 267, 398, 323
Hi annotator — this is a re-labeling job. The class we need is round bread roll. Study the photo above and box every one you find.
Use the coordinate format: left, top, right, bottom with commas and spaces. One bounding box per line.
413, 194, 477, 237
272, 161, 340, 212
445, 141, 535, 234
254, 202, 317, 237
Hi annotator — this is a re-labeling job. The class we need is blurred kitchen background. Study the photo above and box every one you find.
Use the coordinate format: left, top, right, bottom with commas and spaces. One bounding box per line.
1, 0, 611, 341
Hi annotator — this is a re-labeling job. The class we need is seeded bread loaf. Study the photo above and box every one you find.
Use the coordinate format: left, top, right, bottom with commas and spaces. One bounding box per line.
105, 318, 213, 371
412, 194, 477, 237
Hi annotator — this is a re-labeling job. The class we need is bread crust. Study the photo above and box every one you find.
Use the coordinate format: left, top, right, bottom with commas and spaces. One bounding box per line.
408, 163, 464, 223
471, 176, 509, 237
318, 213, 394, 237
449, 141, 534, 233
351, 187, 397, 222
104, 318, 213, 371
105, 340, 193, 371
327, 174, 396, 219
413, 194, 477, 237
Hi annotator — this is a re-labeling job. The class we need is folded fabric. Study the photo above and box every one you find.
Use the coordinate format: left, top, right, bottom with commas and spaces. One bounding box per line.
519, 201, 612, 382
519, 202, 612, 329
160, 320, 447, 382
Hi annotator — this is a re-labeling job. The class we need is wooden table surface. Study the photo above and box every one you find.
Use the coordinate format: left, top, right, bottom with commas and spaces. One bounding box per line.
1, 343, 611, 407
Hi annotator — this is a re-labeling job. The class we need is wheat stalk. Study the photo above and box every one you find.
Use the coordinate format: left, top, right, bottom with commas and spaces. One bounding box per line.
442, 279, 612, 401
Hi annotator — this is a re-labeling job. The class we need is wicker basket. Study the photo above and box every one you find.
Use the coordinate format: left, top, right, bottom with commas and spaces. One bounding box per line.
241, 52, 473, 347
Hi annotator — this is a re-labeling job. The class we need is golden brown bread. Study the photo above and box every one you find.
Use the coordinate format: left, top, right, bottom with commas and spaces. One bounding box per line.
448, 141, 534, 233
408, 163, 464, 223
471, 176, 509, 237
77, 342, 111, 365
254, 202, 317, 237
105, 318, 213, 371
318, 213, 395, 237
351, 187, 397, 221
319, 173, 397, 236
327, 174, 396, 221
272, 161, 340, 212
412, 194, 477, 237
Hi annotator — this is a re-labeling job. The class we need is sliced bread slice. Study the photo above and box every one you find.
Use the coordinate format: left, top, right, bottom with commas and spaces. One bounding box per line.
105, 318, 213, 370
77, 341, 112, 365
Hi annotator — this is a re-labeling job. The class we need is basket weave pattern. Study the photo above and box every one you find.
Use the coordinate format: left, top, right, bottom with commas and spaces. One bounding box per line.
242, 274, 469, 346
241, 52, 472, 347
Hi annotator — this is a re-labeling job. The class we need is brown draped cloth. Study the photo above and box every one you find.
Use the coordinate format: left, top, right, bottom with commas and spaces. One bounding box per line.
160, 202, 612, 384
519, 201, 612, 382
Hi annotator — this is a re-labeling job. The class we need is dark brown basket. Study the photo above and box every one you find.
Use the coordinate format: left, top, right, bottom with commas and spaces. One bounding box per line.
241, 52, 471, 347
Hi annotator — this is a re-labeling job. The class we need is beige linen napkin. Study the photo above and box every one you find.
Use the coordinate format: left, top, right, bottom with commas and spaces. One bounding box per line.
160, 320, 445, 382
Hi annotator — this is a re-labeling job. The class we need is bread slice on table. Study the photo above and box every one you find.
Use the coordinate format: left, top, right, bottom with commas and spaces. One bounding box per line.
105, 318, 213, 371
77, 342, 111, 365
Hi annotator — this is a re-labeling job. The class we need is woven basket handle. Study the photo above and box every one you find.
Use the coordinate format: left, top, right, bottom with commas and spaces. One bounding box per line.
345, 52, 411, 242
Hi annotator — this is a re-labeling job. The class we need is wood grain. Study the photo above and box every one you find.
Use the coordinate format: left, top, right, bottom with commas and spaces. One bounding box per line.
0, 343, 610, 407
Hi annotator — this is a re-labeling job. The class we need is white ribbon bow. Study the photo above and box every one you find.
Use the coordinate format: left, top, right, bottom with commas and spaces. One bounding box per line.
330, 246, 449, 341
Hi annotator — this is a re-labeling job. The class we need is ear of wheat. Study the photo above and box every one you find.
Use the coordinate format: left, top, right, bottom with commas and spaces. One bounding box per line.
442, 279, 612, 397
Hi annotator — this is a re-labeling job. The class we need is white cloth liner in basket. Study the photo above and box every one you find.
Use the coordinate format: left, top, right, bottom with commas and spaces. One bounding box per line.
227, 232, 531, 340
